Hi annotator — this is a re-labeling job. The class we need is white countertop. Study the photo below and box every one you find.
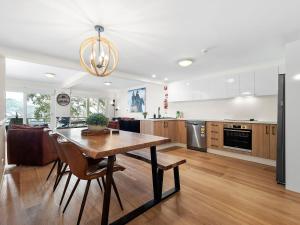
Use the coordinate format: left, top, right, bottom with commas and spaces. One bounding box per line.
141, 118, 277, 124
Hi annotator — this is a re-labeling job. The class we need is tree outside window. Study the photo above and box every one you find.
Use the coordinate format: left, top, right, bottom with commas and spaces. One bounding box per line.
6, 92, 24, 118
71, 97, 87, 118
71, 97, 106, 118
27, 93, 51, 125
87, 98, 106, 115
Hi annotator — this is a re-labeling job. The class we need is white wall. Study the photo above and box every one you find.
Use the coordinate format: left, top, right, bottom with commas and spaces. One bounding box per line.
115, 83, 165, 119
285, 40, 300, 193
0, 56, 5, 188
168, 96, 277, 121
115, 82, 277, 122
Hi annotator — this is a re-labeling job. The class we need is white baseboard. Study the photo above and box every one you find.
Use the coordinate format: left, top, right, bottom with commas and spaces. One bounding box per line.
157, 142, 186, 150
207, 148, 276, 166
158, 143, 276, 167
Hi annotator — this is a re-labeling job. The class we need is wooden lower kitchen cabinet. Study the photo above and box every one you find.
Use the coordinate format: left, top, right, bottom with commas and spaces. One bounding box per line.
140, 120, 178, 142
140, 120, 154, 135
269, 125, 277, 160
154, 120, 177, 141
176, 120, 187, 144
207, 122, 223, 149
252, 124, 277, 159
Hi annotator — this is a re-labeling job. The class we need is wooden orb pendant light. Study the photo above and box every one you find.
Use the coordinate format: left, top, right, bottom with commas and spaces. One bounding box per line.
79, 25, 118, 77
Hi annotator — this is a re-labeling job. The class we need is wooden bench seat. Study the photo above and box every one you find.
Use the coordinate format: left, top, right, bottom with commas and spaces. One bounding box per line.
125, 150, 186, 170
124, 148, 186, 199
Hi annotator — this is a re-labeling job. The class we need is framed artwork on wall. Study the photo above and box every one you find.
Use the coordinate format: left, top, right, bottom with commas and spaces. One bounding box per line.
128, 87, 146, 113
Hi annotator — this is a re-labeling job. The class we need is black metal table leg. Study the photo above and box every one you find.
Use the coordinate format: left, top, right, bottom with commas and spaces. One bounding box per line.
157, 169, 164, 200
101, 155, 115, 225
107, 146, 180, 225
150, 146, 160, 201
174, 166, 180, 191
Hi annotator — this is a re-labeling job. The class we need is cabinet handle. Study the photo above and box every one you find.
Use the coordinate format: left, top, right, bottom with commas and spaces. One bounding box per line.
166, 121, 168, 128
211, 137, 219, 141
211, 145, 219, 148
266, 126, 269, 135
272, 126, 275, 135
211, 131, 219, 134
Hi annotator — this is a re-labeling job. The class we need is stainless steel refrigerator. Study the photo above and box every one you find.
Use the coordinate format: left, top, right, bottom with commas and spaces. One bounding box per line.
277, 74, 285, 184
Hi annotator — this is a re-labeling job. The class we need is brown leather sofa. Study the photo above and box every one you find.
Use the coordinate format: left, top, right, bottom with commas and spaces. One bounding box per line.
7, 125, 58, 166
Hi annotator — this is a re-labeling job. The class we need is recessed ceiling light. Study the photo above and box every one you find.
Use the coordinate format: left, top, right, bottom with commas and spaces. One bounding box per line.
227, 78, 235, 83
45, 73, 56, 78
186, 82, 190, 86
164, 77, 168, 81
241, 91, 252, 96
152, 74, 156, 78
178, 59, 193, 67
104, 81, 112, 86
293, 74, 300, 80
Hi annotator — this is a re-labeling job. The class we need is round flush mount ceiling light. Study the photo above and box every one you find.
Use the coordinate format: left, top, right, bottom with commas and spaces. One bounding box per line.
104, 81, 112, 86
152, 74, 156, 78
80, 25, 118, 77
178, 59, 193, 67
241, 91, 252, 96
164, 77, 169, 81
45, 72, 56, 78
227, 78, 235, 83
293, 74, 300, 80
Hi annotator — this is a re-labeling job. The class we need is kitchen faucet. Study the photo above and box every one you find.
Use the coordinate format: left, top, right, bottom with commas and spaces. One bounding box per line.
158, 107, 161, 118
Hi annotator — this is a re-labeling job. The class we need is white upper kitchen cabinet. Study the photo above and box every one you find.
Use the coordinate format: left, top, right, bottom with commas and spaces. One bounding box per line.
169, 78, 211, 102
168, 81, 191, 102
168, 65, 280, 102
254, 66, 278, 96
239, 72, 255, 96
225, 74, 239, 98
207, 76, 227, 99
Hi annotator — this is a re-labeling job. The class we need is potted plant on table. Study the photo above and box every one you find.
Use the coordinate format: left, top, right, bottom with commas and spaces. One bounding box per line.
86, 113, 109, 131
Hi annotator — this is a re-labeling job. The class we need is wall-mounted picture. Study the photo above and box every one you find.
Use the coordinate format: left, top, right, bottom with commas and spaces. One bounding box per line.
128, 87, 146, 113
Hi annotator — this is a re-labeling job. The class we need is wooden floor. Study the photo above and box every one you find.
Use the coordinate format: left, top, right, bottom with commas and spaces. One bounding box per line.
1, 147, 300, 225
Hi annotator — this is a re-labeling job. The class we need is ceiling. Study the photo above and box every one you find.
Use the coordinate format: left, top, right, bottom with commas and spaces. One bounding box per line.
6, 58, 145, 91
1, 0, 300, 82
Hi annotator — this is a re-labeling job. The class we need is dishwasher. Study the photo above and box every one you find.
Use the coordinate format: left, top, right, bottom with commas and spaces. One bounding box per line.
186, 120, 207, 152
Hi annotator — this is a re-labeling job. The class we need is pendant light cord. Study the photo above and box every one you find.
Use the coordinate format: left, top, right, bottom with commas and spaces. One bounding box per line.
98, 29, 101, 55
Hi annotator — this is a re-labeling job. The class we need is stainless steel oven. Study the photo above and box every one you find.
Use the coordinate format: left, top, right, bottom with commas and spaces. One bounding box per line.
223, 124, 252, 152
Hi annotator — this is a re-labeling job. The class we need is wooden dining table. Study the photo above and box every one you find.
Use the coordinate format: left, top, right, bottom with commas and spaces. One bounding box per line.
57, 127, 172, 225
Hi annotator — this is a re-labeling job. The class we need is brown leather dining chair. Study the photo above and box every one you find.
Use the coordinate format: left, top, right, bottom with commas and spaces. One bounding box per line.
48, 132, 107, 204
55, 135, 125, 225
47, 131, 75, 207
47, 131, 106, 206
45, 129, 60, 181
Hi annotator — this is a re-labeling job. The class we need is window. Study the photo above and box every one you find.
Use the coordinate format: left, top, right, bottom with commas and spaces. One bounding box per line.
71, 97, 106, 118
27, 93, 51, 125
6, 92, 24, 122
87, 98, 106, 115
70, 97, 87, 118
